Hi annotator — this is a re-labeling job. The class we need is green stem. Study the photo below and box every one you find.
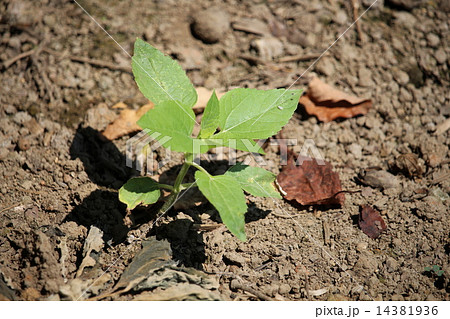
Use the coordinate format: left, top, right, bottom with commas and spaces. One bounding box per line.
180, 182, 196, 189
156, 154, 205, 217
158, 193, 177, 214
173, 161, 190, 192
187, 160, 211, 177
158, 183, 174, 191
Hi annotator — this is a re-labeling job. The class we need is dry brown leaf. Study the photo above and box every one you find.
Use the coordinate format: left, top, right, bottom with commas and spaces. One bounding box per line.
276, 155, 345, 206
101, 102, 153, 140
299, 77, 372, 122
102, 87, 225, 140
358, 205, 386, 239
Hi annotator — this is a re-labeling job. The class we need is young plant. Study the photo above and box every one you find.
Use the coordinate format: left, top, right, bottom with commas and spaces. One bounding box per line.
119, 38, 301, 241
424, 265, 444, 277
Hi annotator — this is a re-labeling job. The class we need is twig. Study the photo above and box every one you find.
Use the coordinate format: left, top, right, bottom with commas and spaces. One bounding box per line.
230, 279, 274, 301
2, 49, 36, 69
43, 48, 132, 73
0, 204, 20, 214
351, 0, 364, 45
272, 212, 303, 218
238, 54, 267, 66
277, 52, 325, 63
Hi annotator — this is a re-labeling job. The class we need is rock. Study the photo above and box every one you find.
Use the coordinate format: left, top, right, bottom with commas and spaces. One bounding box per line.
434, 49, 447, 64
393, 68, 409, 86
288, 29, 317, 47
393, 11, 417, 29
223, 252, 246, 267
144, 26, 156, 41
251, 37, 283, 61
315, 58, 335, 77
18, 138, 31, 151
278, 283, 291, 295
23, 118, 44, 136
426, 33, 440, 47
0, 148, 9, 161
362, 0, 385, 9
232, 18, 270, 36
13, 112, 32, 125
173, 47, 205, 70
358, 169, 400, 189
191, 7, 230, 44
4, 1, 42, 27
385, 257, 398, 272
358, 67, 374, 87
349, 143, 362, 158
334, 10, 348, 25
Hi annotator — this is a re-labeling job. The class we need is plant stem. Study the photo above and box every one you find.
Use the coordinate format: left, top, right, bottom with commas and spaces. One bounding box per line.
156, 161, 189, 217
158, 183, 174, 191
180, 182, 196, 189
156, 154, 204, 218
173, 161, 190, 192
158, 192, 177, 214
187, 160, 211, 177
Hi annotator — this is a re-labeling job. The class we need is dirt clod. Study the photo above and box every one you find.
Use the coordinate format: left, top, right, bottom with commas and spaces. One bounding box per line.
191, 7, 230, 44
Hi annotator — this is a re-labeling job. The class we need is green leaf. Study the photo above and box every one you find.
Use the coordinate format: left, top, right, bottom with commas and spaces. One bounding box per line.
137, 100, 195, 153
225, 163, 281, 198
132, 38, 197, 109
119, 177, 161, 210
213, 88, 301, 140
198, 91, 220, 138
195, 138, 264, 155
195, 171, 247, 241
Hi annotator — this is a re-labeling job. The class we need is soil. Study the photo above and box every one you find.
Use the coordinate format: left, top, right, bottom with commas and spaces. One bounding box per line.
1, 0, 449, 301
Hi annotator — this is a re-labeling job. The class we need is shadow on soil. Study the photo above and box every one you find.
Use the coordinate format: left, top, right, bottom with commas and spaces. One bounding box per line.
64, 126, 272, 268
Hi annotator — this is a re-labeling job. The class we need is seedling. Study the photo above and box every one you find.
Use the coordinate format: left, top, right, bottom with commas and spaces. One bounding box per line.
119, 39, 301, 241
424, 265, 444, 277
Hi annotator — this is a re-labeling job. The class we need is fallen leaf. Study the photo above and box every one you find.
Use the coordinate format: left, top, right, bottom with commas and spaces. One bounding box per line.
76, 226, 104, 277
277, 155, 345, 206
111, 237, 174, 295
358, 205, 386, 239
299, 77, 372, 122
101, 102, 154, 140
389, 153, 424, 177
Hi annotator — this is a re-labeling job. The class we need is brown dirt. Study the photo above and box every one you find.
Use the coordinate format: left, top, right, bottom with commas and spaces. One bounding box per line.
0, 0, 449, 301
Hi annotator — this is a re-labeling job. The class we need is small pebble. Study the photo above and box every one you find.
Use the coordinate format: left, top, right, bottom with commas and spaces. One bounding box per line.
334, 10, 348, 25
278, 283, 291, 295
18, 138, 31, 151
252, 37, 284, 61
393, 69, 409, 86
359, 169, 400, 189
434, 49, 447, 64
191, 7, 230, 44
426, 33, 440, 47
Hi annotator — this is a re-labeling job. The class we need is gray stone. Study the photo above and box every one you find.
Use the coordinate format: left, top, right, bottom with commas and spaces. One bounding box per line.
315, 58, 335, 76
426, 33, 440, 47
393, 69, 409, 86
252, 37, 284, 61
334, 10, 348, 25
359, 169, 400, 189
349, 143, 362, 158
434, 49, 447, 64
358, 67, 374, 87
278, 283, 291, 295
191, 7, 230, 44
